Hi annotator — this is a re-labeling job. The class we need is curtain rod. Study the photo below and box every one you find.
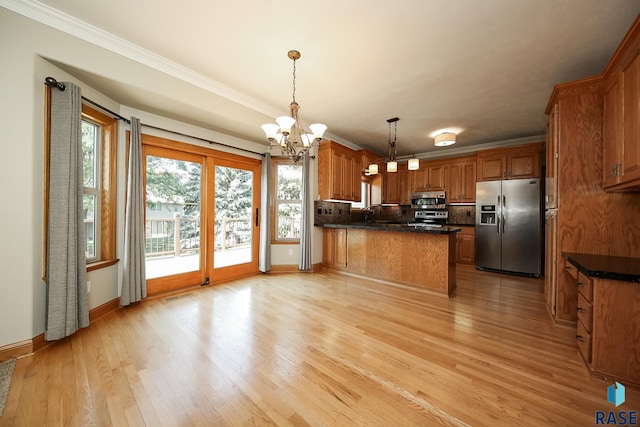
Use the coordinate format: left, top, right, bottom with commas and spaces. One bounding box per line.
44, 77, 265, 157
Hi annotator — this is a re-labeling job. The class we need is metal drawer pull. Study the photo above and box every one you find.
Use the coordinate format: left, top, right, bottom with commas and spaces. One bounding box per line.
577, 307, 584, 313
576, 335, 584, 342
577, 282, 584, 288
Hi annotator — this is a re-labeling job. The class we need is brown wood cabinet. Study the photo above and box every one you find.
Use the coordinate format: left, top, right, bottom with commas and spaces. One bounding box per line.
602, 31, 640, 191
476, 143, 542, 182
567, 262, 640, 388
455, 226, 475, 264
546, 105, 559, 209
322, 227, 347, 268
447, 155, 476, 203
382, 165, 401, 204
415, 160, 446, 191
318, 141, 362, 202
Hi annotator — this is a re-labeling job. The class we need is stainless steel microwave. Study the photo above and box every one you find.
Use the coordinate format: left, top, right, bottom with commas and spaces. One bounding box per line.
410, 191, 446, 209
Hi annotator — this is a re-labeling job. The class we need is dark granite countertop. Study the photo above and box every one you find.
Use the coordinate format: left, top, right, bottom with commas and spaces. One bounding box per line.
563, 252, 640, 283
322, 222, 461, 235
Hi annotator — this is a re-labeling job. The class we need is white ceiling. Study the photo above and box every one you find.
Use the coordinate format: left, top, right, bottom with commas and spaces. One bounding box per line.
21, 0, 640, 157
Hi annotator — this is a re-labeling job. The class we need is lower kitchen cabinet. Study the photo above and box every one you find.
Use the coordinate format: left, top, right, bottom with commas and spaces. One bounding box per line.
456, 226, 475, 264
565, 253, 640, 388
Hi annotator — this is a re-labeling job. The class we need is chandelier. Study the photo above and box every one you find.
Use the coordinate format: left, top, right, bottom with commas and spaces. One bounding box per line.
261, 50, 327, 163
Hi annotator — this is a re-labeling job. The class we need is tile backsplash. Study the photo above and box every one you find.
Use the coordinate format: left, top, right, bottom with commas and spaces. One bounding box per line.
447, 205, 476, 225
314, 201, 476, 226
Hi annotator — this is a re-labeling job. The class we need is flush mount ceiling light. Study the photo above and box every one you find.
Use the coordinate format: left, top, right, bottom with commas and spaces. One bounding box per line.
434, 132, 457, 147
261, 50, 327, 163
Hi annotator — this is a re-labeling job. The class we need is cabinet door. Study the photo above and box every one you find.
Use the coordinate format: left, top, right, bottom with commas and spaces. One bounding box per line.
414, 164, 429, 191
546, 105, 560, 207
383, 170, 400, 203
460, 160, 476, 202
544, 210, 558, 316
399, 167, 412, 205
477, 153, 506, 181
427, 164, 446, 190
322, 228, 336, 266
507, 145, 540, 179
603, 74, 623, 188
351, 154, 362, 202
335, 228, 347, 268
448, 162, 462, 201
621, 54, 640, 184
456, 229, 475, 264
330, 150, 344, 199
343, 154, 355, 200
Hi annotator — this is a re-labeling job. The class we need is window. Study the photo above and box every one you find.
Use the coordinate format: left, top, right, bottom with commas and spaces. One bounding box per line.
82, 119, 100, 261
272, 158, 302, 242
80, 105, 118, 268
44, 95, 118, 271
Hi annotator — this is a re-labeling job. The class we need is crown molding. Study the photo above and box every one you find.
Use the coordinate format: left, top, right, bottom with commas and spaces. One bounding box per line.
0, 0, 282, 119
404, 134, 546, 161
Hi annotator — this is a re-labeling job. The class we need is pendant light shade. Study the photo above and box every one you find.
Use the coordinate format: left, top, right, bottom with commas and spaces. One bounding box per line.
386, 161, 398, 173
368, 163, 379, 175
408, 158, 420, 170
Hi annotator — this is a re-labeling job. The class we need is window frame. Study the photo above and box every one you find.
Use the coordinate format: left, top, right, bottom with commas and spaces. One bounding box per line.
271, 158, 302, 244
43, 89, 118, 275
80, 104, 118, 270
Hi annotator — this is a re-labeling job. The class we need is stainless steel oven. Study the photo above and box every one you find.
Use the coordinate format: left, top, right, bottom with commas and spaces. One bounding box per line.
410, 191, 446, 209
408, 210, 449, 227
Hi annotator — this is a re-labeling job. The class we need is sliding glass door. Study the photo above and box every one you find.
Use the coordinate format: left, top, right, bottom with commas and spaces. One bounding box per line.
144, 145, 205, 295
141, 134, 262, 296
208, 156, 261, 282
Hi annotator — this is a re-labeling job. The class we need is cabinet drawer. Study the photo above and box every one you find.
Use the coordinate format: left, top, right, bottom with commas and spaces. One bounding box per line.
577, 271, 593, 302
577, 292, 593, 333
576, 320, 592, 364
564, 259, 578, 280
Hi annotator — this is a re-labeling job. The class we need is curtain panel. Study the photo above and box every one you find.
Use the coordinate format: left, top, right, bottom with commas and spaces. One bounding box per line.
259, 153, 272, 272
298, 152, 312, 271
45, 82, 89, 341
121, 117, 147, 305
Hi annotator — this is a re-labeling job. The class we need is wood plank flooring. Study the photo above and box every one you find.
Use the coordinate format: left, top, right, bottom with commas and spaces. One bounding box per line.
2, 265, 638, 426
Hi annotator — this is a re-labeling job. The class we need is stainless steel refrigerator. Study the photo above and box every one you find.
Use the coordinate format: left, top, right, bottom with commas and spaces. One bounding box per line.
475, 178, 541, 277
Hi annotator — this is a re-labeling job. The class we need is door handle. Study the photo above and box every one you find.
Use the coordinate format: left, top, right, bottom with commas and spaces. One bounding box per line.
502, 195, 506, 233
496, 195, 500, 233
255, 208, 259, 227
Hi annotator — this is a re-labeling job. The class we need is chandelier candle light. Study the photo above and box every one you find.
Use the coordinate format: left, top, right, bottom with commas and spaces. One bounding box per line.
262, 50, 327, 163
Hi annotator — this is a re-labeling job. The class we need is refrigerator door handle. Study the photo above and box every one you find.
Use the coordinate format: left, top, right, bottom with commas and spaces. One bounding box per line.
496, 195, 501, 233
502, 195, 506, 233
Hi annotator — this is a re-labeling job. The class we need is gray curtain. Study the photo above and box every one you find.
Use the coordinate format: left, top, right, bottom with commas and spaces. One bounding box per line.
45, 82, 89, 341
298, 152, 312, 271
121, 117, 147, 306
259, 153, 271, 272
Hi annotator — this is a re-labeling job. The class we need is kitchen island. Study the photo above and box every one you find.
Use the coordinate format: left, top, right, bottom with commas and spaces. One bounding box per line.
322, 222, 461, 297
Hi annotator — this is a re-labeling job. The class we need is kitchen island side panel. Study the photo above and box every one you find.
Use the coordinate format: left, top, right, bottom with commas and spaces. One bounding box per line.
343, 228, 455, 296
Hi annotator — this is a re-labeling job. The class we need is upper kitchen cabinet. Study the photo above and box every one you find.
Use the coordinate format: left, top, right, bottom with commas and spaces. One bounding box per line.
318, 140, 362, 202
447, 155, 476, 203
414, 160, 446, 191
476, 143, 542, 182
602, 21, 640, 192
546, 105, 559, 209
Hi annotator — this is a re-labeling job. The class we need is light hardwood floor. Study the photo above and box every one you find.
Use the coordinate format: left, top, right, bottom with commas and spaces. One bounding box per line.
2, 265, 638, 426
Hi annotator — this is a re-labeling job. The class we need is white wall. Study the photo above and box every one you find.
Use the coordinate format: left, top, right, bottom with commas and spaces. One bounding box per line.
0, 7, 324, 349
